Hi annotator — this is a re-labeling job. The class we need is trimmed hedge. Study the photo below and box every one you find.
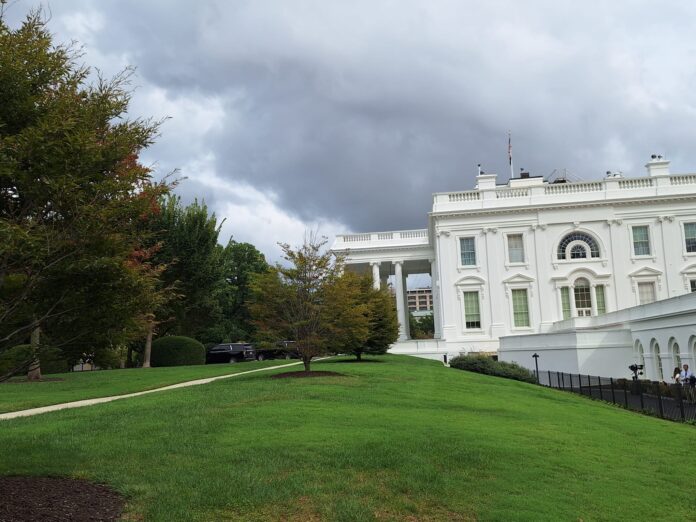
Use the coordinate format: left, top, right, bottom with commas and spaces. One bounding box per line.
150, 336, 205, 367
450, 354, 536, 384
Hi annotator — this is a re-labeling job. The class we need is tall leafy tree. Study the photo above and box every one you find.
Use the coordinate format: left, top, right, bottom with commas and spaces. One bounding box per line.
249, 235, 343, 372
0, 11, 170, 378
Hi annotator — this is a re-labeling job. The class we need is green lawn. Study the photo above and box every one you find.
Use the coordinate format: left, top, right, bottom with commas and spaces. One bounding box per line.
1, 355, 694, 521
0, 359, 300, 413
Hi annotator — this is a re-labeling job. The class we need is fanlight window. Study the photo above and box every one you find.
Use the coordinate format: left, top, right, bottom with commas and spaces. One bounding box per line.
557, 233, 600, 260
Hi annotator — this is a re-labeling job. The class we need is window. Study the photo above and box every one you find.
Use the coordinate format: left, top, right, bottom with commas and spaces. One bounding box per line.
638, 282, 656, 304
460, 237, 476, 266
511, 289, 530, 327
632, 226, 651, 256
557, 232, 600, 260
652, 341, 663, 380
595, 285, 606, 314
691, 280, 696, 293
686, 223, 696, 253
573, 278, 592, 316
671, 340, 681, 368
462, 291, 481, 329
560, 287, 571, 320
507, 234, 525, 263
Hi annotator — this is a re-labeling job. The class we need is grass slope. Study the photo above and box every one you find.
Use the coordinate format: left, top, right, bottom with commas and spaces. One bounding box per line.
1, 355, 694, 521
0, 359, 299, 413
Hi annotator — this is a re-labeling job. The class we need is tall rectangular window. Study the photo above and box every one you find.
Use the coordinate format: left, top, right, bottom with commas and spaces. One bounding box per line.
560, 287, 571, 319
632, 226, 651, 256
507, 234, 525, 263
462, 291, 481, 329
685, 223, 696, 253
595, 285, 606, 314
511, 289, 530, 327
638, 282, 656, 304
691, 280, 696, 293
460, 237, 476, 266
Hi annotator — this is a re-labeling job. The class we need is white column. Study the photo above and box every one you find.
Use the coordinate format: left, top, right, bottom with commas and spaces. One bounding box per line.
394, 260, 408, 341
370, 262, 381, 290
569, 285, 577, 318
590, 283, 598, 316
431, 258, 442, 339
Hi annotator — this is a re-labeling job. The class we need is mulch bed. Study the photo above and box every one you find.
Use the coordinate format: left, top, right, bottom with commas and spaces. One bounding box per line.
0, 476, 125, 522
271, 370, 344, 379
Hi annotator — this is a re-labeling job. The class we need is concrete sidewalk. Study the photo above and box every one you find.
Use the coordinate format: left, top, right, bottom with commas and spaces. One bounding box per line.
0, 360, 307, 421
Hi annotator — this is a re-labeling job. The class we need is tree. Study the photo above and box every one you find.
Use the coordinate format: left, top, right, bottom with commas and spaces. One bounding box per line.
324, 271, 371, 359
249, 235, 342, 372
360, 280, 399, 360
0, 11, 170, 378
409, 311, 434, 339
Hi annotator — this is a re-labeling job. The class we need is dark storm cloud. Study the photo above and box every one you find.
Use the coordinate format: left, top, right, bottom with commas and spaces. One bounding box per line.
7, 0, 696, 235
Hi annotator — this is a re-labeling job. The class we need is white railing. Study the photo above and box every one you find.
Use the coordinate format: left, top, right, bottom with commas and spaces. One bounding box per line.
496, 188, 529, 199
671, 175, 696, 185
544, 182, 603, 195
342, 233, 371, 242
618, 178, 653, 189
448, 191, 480, 202
335, 229, 429, 246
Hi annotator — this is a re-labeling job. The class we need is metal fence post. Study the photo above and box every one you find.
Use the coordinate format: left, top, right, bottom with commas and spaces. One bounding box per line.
656, 382, 664, 419
610, 377, 616, 404
548, 370, 552, 388
587, 374, 592, 398
677, 384, 686, 422
639, 381, 645, 411
560, 372, 565, 389
623, 379, 629, 409
598, 376, 604, 401
569, 373, 575, 393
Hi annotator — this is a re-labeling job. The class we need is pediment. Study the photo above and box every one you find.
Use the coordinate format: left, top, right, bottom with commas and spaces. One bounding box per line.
454, 274, 486, 286
627, 266, 663, 278
551, 267, 611, 280
502, 273, 536, 284
680, 263, 696, 275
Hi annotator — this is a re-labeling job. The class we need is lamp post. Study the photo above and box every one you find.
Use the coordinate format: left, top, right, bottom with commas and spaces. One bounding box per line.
532, 353, 540, 384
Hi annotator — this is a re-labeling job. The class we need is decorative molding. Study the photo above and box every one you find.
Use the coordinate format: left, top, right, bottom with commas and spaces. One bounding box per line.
657, 215, 675, 223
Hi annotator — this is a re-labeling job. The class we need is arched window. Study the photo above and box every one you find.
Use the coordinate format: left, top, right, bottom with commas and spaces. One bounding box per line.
651, 339, 663, 381
557, 232, 601, 260
635, 341, 645, 368
573, 278, 592, 316
669, 338, 681, 369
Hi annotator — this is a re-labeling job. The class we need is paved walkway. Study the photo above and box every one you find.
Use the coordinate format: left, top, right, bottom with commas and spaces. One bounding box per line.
0, 360, 308, 421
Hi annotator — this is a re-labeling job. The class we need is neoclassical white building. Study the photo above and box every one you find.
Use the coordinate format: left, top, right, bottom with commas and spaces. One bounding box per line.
331, 155, 696, 375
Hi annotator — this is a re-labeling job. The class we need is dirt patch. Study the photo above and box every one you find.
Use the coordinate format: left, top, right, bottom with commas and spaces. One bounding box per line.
4, 377, 65, 384
271, 370, 344, 379
0, 476, 125, 521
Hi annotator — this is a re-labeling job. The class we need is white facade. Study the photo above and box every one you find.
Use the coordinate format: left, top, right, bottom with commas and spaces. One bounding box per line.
499, 291, 696, 380
331, 156, 696, 362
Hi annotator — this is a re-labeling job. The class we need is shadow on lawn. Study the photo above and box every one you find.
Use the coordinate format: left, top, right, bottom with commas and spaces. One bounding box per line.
326, 358, 384, 364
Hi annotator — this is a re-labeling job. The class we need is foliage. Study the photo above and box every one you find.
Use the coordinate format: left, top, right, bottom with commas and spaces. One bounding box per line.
249, 234, 343, 371
0, 344, 31, 376
358, 278, 398, 360
0, 11, 170, 374
409, 312, 434, 339
323, 271, 371, 358
449, 354, 537, 384
150, 336, 205, 367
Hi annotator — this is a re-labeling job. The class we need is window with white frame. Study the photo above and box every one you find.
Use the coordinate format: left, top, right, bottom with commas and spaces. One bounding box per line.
511, 289, 530, 327
638, 282, 656, 304
595, 285, 606, 314
560, 287, 571, 319
462, 291, 481, 329
631, 225, 651, 256
507, 234, 525, 263
557, 232, 600, 260
573, 278, 592, 316
685, 223, 696, 253
459, 237, 476, 266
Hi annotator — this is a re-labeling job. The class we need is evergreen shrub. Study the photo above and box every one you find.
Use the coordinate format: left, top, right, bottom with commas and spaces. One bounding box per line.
150, 336, 205, 367
450, 354, 536, 384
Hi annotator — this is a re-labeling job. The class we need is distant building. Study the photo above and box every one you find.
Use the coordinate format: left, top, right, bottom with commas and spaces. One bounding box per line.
332, 155, 696, 377
407, 288, 433, 313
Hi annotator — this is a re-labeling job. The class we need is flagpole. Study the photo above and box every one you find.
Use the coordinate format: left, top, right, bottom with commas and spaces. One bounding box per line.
508, 131, 514, 179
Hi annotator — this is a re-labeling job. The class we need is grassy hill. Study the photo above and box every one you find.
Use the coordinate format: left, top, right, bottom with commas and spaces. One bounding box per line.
0, 355, 694, 521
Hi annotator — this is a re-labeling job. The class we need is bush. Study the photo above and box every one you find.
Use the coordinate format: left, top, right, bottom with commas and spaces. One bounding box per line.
40, 347, 70, 374
150, 336, 205, 367
0, 345, 69, 376
0, 345, 32, 376
450, 354, 536, 384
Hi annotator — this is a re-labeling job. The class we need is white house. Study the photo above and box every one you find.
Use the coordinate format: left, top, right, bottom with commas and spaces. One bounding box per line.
331, 155, 696, 375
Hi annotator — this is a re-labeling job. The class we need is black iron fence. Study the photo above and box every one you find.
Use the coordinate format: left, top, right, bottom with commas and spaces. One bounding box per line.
537, 370, 696, 423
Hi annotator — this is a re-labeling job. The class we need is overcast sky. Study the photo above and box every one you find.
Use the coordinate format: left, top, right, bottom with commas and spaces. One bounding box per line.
5, 1, 696, 263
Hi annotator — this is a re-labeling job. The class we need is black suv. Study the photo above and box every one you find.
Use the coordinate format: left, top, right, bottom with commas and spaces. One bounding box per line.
256, 341, 298, 361
206, 343, 256, 364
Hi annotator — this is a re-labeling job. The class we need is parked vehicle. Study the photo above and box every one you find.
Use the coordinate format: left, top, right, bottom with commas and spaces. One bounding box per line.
256, 341, 297, 361
205, 343, 256, 364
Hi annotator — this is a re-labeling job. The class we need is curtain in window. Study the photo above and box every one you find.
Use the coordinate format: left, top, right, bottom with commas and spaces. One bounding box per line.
460, 237, 476, 265
462, 291, 481, 328
595, 285, 606, 314
511, 289, 530, 327
560, 287, 571, 319
507, 234, 524, 263
632, 226, 651, 256
638, 282, 656, 304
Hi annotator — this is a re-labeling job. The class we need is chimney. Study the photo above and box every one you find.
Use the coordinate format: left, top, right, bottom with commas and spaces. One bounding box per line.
645, 154, 670, 177
476, 173, 497, 190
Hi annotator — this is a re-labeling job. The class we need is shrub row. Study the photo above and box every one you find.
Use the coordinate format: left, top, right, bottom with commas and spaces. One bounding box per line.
449, 354, 536, 384
150, 336, 205, 367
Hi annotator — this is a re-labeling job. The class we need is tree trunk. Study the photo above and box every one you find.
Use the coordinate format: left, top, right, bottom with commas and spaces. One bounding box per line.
356, 352, 362, 362
303, 355, 311, 372
142, 321, 153, 368
126, 344, 133, 368
27, 326, 42, 381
